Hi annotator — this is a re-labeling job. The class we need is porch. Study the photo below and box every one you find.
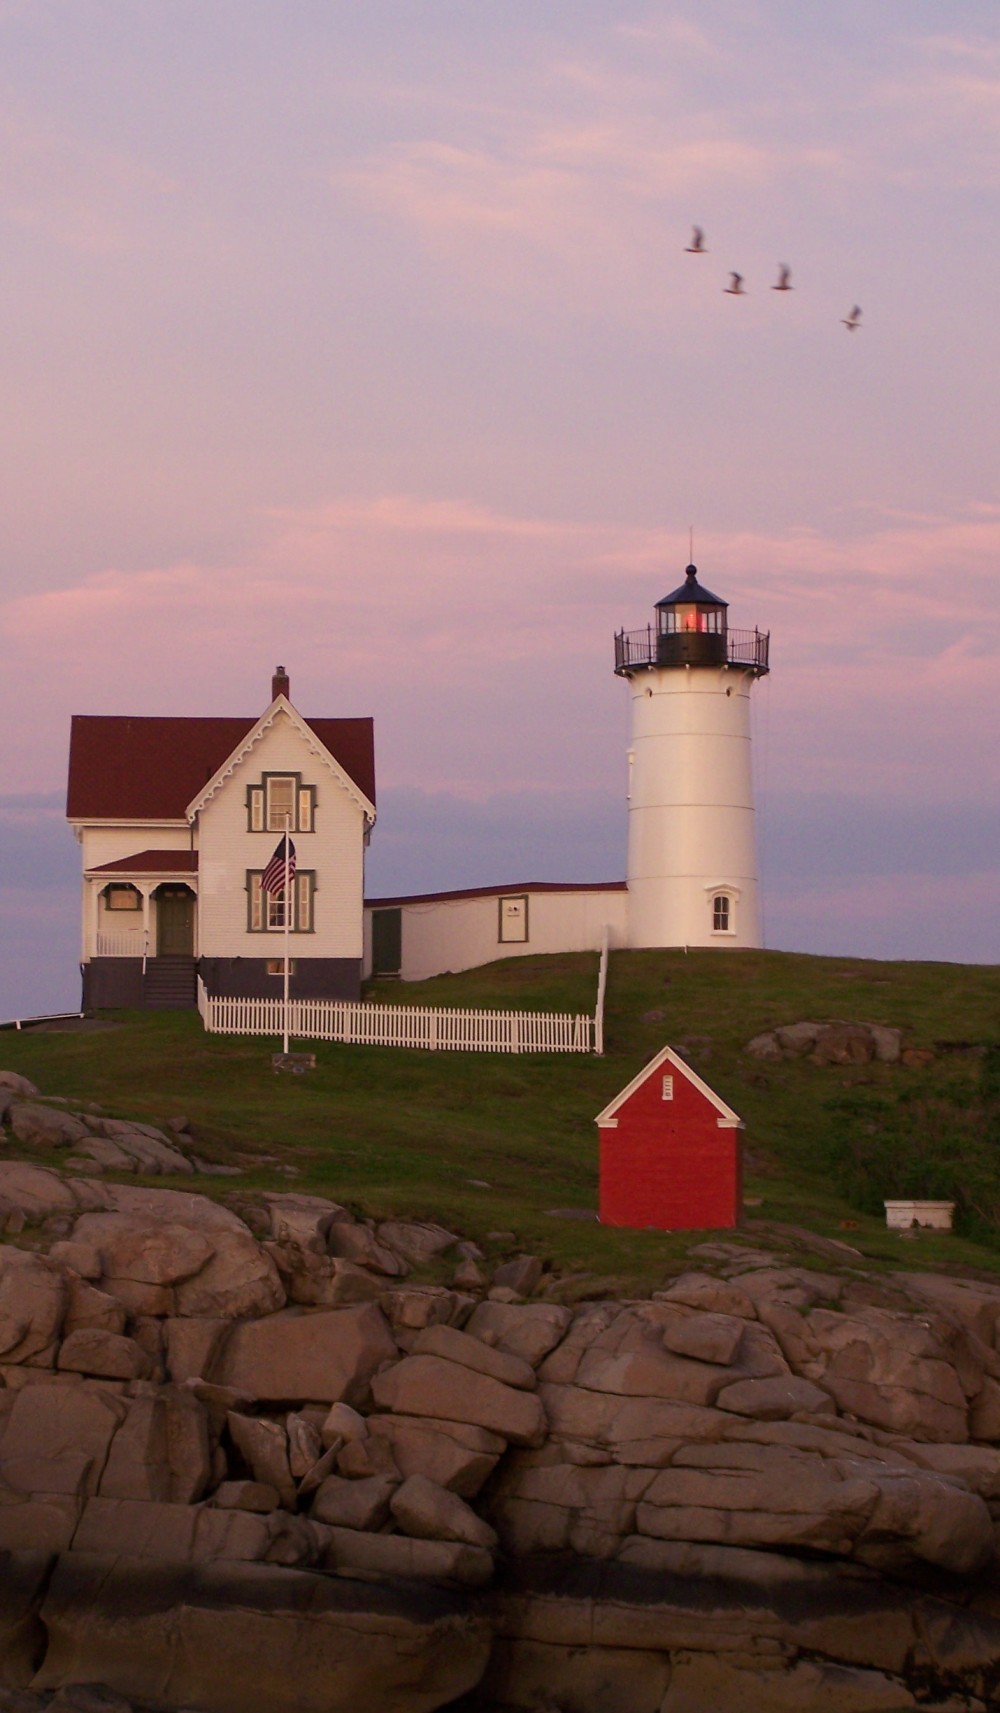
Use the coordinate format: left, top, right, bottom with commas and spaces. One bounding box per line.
82, 851, 198, 1010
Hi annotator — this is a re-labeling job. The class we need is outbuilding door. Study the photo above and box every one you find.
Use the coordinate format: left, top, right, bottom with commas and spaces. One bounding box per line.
156, 886, 195, 956
371, 908, 402, 976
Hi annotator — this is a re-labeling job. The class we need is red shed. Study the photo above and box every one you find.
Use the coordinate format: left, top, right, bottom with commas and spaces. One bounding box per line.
595, 1045, 743, 1231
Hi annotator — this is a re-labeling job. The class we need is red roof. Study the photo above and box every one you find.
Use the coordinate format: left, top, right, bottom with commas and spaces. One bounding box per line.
365, 880, 626, 908
67, 715, 375, 820
88, 850, 199, 875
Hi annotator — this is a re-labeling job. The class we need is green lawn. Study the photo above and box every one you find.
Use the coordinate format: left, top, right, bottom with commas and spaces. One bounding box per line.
4, 947, 1000, 1295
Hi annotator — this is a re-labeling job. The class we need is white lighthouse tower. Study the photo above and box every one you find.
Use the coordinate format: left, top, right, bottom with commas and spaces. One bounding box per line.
614, 565, 770, 949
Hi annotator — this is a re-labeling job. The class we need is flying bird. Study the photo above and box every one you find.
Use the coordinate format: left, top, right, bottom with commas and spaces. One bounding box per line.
772, 265, 793, 291
724, 272, 745, 295
685, 226, 706, 253
842, 305, 862, 331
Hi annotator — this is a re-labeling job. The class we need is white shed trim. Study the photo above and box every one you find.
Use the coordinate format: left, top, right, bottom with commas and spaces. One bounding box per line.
595, 1044, 742, 1129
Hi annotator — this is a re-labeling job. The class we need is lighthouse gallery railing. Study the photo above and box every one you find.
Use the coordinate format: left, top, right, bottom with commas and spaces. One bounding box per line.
614, 626, 770, 675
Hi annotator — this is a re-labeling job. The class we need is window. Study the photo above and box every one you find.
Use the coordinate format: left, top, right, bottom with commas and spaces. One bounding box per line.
247, 775, 317, 833
712, 894, 731, 933
266, 959, 296, 975
247, 870, 315, 932
267, 776, 295, 831
105, 884, 141, 911
498, 894, 529, 944
660, 608, 724, 635
662, 1075, 674, 1101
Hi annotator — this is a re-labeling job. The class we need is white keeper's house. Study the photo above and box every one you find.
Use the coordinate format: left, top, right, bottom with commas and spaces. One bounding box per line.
66, 668, 375, 1010
67, 563, 770, 1010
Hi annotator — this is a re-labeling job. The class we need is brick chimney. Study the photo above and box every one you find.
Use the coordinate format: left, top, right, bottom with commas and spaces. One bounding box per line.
272, 665, 290, 701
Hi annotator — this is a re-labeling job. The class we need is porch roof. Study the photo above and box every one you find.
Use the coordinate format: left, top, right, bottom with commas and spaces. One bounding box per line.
88, 849, 199, 876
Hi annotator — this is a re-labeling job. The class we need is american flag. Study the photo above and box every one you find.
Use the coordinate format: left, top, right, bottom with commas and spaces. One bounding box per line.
261, 835, 296, 896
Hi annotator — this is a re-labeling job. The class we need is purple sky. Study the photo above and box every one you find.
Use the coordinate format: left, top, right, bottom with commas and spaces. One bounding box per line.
2, 3, 998, 1016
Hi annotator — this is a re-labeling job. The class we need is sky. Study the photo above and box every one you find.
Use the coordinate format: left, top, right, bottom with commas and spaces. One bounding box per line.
1, 1, 998, 1017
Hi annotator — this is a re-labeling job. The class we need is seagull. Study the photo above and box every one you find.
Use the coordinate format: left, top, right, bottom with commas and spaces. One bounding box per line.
685, 226, 706, 253
842, 305, 862, 331
772, 265, 793, 291
724, 272, 745, 295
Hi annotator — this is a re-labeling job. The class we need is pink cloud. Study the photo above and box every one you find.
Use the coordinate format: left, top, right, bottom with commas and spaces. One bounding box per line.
2, 495, 997, 820
869, 36, 1000, 187
0, 108, 175, 252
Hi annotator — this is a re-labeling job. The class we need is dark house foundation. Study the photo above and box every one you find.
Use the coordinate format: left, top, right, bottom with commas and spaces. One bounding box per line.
82, 957, 362, 1011
197, 957, 362, 1002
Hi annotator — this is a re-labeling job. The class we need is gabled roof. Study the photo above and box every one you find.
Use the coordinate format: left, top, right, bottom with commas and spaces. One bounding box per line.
595, 1045, 742, 1128
185, 697, 375, 824
67, 712, 375, 821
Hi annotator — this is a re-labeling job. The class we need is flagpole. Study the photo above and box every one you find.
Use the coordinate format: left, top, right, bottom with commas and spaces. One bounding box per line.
282, 815, 291, 1055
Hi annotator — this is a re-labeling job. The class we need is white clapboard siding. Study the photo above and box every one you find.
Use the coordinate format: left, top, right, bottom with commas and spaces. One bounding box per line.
198, 985, 595, 1054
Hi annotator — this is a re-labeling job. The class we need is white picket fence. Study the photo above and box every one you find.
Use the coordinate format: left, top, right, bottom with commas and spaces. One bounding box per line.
198, 933, 608, 1056
199, 990, 593, 1053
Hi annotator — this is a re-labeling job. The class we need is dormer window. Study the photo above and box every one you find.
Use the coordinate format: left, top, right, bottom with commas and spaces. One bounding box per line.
247, 774, 316, 833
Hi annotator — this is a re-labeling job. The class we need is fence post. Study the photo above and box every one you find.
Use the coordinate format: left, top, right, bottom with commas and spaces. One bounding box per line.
594, 928, 609, 1055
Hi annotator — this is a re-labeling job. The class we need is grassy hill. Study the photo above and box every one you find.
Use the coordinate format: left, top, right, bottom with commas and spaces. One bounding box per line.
4, 948, 1000, 1296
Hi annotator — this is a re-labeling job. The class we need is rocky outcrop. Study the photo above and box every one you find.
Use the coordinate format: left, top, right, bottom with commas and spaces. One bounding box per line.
6, 1079, 1000, 1709
7, 1104, 196, 1176
746, 1021, 904, 1064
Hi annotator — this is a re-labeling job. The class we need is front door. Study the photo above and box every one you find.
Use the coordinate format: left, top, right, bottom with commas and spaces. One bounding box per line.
156, 887, 195, 956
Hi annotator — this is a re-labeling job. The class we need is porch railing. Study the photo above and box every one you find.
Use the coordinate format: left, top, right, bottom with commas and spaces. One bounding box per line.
95, 930, 145, 957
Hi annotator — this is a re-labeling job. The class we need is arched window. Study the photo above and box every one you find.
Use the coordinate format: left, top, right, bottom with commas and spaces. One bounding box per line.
712, 893, 731, 933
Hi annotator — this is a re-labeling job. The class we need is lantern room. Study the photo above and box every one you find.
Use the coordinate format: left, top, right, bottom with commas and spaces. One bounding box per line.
654, 564, 728, 667
614, 564, 769, 677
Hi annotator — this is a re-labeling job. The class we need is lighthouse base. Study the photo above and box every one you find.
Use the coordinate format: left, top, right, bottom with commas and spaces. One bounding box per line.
626, 876, 761, 951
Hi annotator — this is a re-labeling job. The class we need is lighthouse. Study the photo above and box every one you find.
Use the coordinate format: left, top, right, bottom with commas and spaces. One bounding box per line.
614, 565, 770, 950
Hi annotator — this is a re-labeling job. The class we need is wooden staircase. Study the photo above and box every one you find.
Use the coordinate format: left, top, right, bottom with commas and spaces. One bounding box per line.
142, 956, 196, 1010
